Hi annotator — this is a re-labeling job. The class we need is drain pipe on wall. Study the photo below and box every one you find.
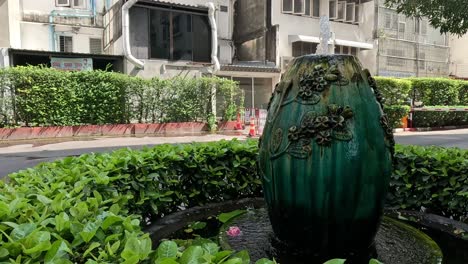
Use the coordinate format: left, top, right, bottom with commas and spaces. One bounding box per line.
206, 2, 220, 74
48, 0, 97, 51
122, 0, 144, 69
206, 2, 220, 123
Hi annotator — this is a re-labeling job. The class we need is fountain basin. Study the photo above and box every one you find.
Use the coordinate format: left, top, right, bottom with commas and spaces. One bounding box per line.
147, 199, 468, 264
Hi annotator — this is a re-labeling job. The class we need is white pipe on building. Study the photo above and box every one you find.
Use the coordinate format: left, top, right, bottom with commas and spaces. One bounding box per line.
122, 0, 144, 69
206, 2, 220, 73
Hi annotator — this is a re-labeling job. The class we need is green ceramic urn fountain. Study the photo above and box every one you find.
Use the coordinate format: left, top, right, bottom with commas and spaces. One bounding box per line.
258, 55, 394, 258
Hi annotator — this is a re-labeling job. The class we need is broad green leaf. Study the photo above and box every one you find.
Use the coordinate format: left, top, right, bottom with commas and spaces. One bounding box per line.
214, 250, 233, 263
45, 240, 71, 262
84, 242, 101, 258
102, 215, 123, 230
0, 248, 8, 258
0, 201, 10, 218
156, 258, 179, 264
369, 259, 383, 264
10, 223, 36, 241
222, 258, 243, 264
179, 246, 204, 264
202, 242, 219, 255
231, 250, 249, 264
23, 230, 52, 254
255, 259, 274, 264
79, 221, 100, 243
157, 241, 178, 259
323, 259, 346, 264
55, 212, 70, 232
218, 210, 246, 223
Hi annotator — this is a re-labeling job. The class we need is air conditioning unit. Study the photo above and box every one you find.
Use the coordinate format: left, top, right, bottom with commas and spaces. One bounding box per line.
281, 56, 294, 71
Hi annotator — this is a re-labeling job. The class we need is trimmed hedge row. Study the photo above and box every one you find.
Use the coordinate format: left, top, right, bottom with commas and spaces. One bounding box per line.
375, 77, 468, 106
412, 111, 468, 127
0, 66, 242, 127
375, 77, 468, 128
0, 140, 466, 262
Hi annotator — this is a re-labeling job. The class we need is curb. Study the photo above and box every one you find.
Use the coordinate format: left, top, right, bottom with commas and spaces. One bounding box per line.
394, 125, 468, 133
0, 123, 210, 141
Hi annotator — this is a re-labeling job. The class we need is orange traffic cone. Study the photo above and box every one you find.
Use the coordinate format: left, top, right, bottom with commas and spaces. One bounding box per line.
248, 117, 256, 137
235, 112, 243, 130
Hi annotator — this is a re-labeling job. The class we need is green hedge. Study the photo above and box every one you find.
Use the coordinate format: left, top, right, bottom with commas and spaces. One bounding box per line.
1, 140, 466, 262
374, 77, 412, 105
0, 66, 241, 127
389, 145, 468, 219
412, 111, 468, 127
383, 105, 411, 128
0, 140, 261, 263
410, 78, 461, 106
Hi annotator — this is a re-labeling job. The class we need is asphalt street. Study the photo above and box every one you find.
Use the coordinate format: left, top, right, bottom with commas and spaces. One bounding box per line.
0, 129, 467, 179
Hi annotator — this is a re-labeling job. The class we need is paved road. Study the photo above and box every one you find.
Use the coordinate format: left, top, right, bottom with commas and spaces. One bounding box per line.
0, 129, 467, 179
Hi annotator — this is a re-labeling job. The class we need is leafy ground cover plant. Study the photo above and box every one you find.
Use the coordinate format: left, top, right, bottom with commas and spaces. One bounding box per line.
0, 140, 466, 262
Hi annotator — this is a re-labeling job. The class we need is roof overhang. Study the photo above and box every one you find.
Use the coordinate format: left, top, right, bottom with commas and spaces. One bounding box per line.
288, 35, 373, 50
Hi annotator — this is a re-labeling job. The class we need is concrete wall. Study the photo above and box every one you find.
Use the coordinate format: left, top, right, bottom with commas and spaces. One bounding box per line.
449, 34, 468, 78
19, 21, 103, 53
357, 1, 378, 74
0, 0, 9, 47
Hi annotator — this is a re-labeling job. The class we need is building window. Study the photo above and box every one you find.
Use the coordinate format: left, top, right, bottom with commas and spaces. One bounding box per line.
58, 36, 73, 52
283, 0, 319, 17
55, 0, 86, 8
292, 42, 318, 57
282, 0, 293, 13
149, 7, 211, 62
419, 53, 426, 70
329, 0, 338, 19
72, 0, 86, 9
386, 49, 406, 67
398, 22, 406, 39
337, 1, 346, 21
313, 0, 320, 17
89, 38, 102, 54
56, 0, 70, 7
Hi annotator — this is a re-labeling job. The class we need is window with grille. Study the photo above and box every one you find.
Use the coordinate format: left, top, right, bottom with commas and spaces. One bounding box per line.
89, 38, 102, 54
292, 41, 318, 57
337, 1, 346, 21
59, 36, 73, 52
282, 0, 293, 13
398, 22, 406, 39
149, 8, 211, 62
56, 0, 70, 7
421, 20, 428, 35
387, 49, 406, 67
72, 0, 86, 9
419, 53, 426, 70
384, 13, 391, 28
294, 0, 305, 14
354, 4, 360, 23
313, 0, 320, 17
346, 3, 355, 22
305, 0, 311, 16
329, 0, 338, 19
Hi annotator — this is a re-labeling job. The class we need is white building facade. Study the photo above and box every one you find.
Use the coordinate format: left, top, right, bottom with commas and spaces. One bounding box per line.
0, 0, 459, 107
